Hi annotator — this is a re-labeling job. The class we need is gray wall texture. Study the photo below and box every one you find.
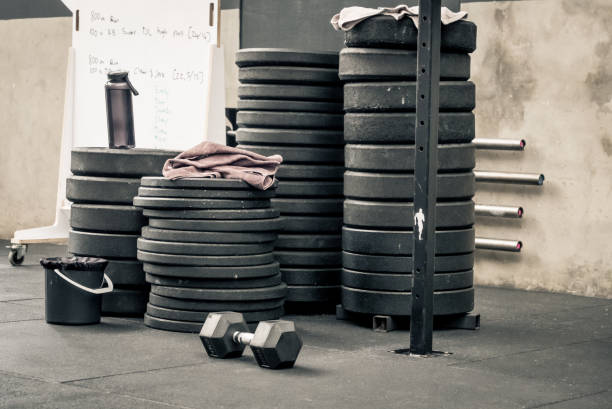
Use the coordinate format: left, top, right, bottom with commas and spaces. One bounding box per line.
1, 0, 611, 299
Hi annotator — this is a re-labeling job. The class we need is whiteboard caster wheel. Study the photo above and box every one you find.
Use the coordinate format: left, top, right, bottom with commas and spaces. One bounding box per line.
7, 245, 27, 266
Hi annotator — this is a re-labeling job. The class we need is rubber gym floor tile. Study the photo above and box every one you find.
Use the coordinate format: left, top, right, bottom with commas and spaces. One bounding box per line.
0, 266, 44, 302
473, 286, 610, 320
0, 301, 43, 323
530, 390, 612, 409
452, 340, 612, 394
70, 346, 579, 409
432, 303, 612, 362
0, 318, 204, 383
0, 372, 185, 409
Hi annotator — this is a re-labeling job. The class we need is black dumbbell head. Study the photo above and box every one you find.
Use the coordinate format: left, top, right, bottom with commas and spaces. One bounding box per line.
199, 312, 249, 358
250, 320, 302, 369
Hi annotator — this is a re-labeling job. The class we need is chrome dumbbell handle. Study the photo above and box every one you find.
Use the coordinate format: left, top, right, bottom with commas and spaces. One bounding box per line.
233, 331, 254, 346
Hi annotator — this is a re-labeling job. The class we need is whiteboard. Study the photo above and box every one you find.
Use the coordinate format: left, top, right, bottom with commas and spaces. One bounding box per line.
69, 0, 219, 150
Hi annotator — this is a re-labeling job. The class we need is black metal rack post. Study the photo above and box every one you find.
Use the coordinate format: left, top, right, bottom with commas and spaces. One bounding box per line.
410, 0, 441, 355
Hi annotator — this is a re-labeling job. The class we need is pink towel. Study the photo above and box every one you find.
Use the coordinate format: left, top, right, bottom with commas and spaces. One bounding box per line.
162, 142, 283, 190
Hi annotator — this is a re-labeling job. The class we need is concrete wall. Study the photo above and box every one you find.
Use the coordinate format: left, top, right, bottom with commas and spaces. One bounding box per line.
465, 0, 612, 298
0, 17, 71, 238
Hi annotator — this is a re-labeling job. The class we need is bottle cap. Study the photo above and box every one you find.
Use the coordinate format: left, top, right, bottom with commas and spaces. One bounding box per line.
107, 71, 139, 96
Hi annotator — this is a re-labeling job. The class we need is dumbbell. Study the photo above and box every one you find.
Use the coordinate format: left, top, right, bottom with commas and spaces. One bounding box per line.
199, 311, 302, 369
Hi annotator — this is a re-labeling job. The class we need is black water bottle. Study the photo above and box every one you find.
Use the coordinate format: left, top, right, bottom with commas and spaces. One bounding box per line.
105, 71, 138, 148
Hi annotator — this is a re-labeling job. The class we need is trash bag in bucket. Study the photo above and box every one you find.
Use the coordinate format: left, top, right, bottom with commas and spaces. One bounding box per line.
40, 257, 113, 325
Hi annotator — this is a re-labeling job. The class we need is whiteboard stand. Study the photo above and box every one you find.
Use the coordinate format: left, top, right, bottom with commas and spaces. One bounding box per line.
8, 0, 225, 266
206, 1, 226, 145
8, 47, 75, 265
206, 43, 226, 145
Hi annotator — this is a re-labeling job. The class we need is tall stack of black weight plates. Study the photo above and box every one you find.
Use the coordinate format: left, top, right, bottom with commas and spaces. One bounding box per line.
234, 49, 344, 309
133, 177, 287, 333
67, 148, 179, 316
339, 18, 478, 317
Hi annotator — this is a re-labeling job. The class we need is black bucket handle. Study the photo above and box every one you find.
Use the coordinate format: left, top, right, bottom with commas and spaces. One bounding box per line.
53, 268, 114, 295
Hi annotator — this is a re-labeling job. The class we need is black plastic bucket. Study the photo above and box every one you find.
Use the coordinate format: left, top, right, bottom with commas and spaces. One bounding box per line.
40, 257, 113, 325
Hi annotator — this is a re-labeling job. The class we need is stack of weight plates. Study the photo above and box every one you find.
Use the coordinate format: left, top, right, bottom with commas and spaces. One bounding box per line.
132, 177, 287, 332
67, 148, 178, 316
339, 17, 477, 317
234, 49, 344, 308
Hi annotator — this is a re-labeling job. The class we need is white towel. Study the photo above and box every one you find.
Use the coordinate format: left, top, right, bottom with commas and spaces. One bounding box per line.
331, 5, 468, 31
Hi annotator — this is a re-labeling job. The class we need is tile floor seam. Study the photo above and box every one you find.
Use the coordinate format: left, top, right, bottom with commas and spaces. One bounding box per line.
476, 301, 612, 322
59, 381, 198, 409
447, 335, 612, 367
0, 318, 44, 324
2, 298, 44, 304
0, 368, 52, 383
61, 362, 206, 384
525, 388, 610, 409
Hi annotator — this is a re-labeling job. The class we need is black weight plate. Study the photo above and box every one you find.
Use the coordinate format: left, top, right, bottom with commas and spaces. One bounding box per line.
71, 147, 179, 177
344, 172, 475, 200
276, 234, 341, 250
150, 283, 287, 301
344, 200, 474, 229
146, 304, 284, 324
101, 288, 148, 316
272, 198, 343, 215
342, 226, 475, 256
137, 250, 274, 267
277, 164, 344, 180
339, 48, 470, 81
235, 49, 339, 68
143, 262, 279, 279
70, 204, 144, 233
140, 176, 265, 190
344, 81, 475, 112
341, 268, 473, 291
137, 187, 275, 199
142, 207, 280, 220
341, 286, 475, 316
280, 215, 342, 233
344, 112, 474, 144
141, 226, 276, 244
69, 229, 137, 259
344, 17, 477, 53
104, 259, 146, 286
66, 176, 140, 205
276, 180, 343, 197
238, 84, 342, 102
237, 99, 343, 113
237, 144, 344, 164
144, 314, 203, 332
342, 251, 474, 273
237, 111, 343, 129
148, 217, 281, 232
286, 285, 340, 303
281, 267, 341, 286
148, 292, 284, 311
137, 238, 275, 256
144, 309, 283, 332
345, 143, 475, 172
235, 127, 343, 146
275, 250, 342, 267
133, 196, 270, 209
239, 66, 340, 84
145, 272, 282, 288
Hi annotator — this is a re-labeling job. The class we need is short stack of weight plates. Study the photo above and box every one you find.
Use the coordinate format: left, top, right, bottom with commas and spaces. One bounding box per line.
339, 17, 477, 317
133, 176, 287, 333
234, 49, 344, 308
67, 148, 179, 316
